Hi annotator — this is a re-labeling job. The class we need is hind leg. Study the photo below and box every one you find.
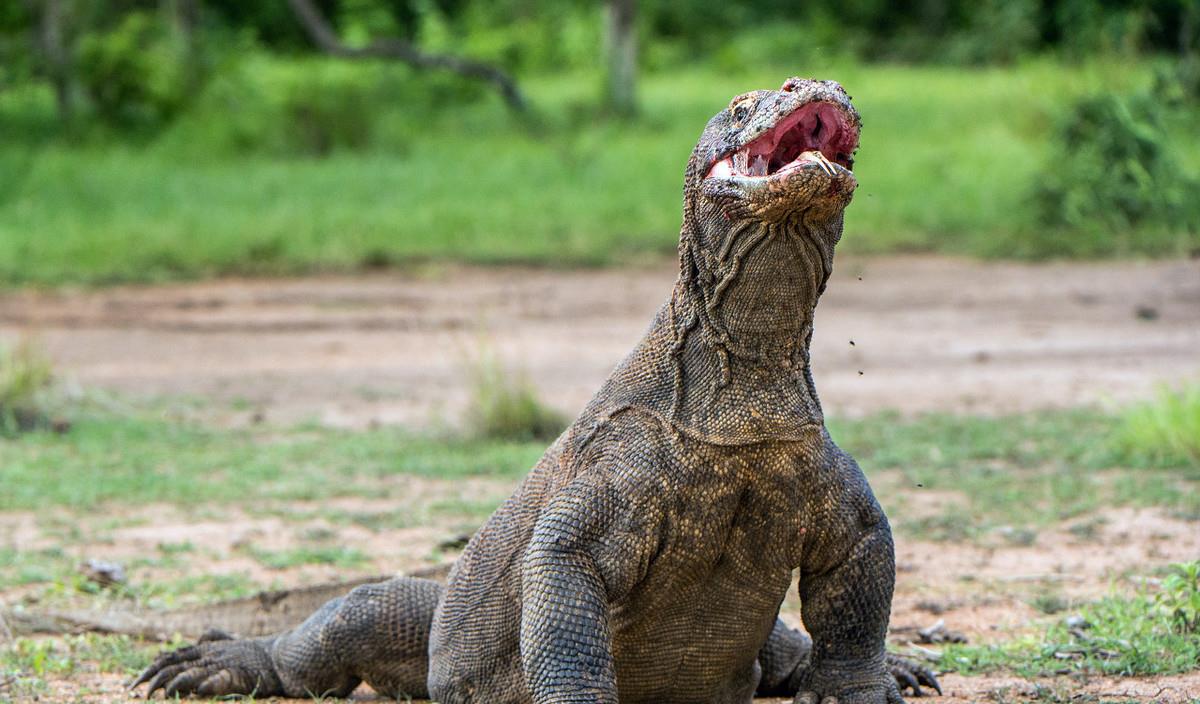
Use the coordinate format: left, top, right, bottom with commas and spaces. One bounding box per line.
133, 577, 442, 699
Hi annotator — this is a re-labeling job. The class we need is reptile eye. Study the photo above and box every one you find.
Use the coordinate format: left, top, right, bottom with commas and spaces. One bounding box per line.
731, 100, 753, 125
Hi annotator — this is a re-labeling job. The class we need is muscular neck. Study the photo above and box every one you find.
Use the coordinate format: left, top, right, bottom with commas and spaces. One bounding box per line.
661, 213, 843, 440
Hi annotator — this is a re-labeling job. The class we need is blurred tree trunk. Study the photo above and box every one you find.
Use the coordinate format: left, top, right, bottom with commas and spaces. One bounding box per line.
286, 0, 526, 112
36, 0, 73, 122
168, 0, 203, 92
1182, 0, 1198, 57
605, 0, 637, 116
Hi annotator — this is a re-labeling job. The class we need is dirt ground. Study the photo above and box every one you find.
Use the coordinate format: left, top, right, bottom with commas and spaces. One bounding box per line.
6, 501, 1200, 701
2, 256, 1199, 702
2, 255, 1198, 427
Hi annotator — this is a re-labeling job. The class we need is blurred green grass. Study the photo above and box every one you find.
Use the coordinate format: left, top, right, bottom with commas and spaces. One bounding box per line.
0, 57, 1195, 286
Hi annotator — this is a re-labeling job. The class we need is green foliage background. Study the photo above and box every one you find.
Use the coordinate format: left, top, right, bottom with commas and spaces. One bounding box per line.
0, 0, 1197, 285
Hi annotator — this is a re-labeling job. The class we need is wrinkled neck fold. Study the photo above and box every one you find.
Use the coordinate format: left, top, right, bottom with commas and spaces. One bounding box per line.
656, 215, 843, 437
674, 216, 838, 361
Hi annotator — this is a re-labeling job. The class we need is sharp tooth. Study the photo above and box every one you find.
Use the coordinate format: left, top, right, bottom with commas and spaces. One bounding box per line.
733, 149, 749, 174
812, 151, 836, 176
751, 155, 767, 176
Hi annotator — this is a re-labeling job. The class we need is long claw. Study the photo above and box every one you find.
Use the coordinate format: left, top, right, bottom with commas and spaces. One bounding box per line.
920, 668, 942, 696
895, 668, 922, 697
144, 662, 190, 699
887, 653, 942, 697
164, 667, 209, 698
133, 645, 202, 687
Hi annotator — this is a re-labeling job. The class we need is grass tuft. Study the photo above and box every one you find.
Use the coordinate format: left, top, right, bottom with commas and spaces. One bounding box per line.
465, 354, 566, 442
1112, 385, 1200, 468
0, 339, 56, 434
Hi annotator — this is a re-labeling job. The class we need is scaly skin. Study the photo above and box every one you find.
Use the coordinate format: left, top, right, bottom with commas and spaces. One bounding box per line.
134, 77, 940, 703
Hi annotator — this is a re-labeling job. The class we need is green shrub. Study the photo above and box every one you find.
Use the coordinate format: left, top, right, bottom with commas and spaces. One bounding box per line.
0, 339, 55, 433
465, 355, 565, 442
712, 18, 858, 72
1160, 561, 1200, 634
1112, 385, 1200, 468
162, 56, 487, 158
941, 0, 1039, 65
1026, 91, 1199, 257
75, 11, 195, 128
1155, 55, 1200, 106
282, 76, 374, 157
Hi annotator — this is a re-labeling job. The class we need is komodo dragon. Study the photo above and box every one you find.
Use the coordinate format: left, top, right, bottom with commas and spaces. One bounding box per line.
133, 77, 939, 703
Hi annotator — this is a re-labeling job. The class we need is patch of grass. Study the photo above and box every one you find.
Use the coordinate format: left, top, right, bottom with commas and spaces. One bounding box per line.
1112, 384, 1200, 468
942, 562, 1200, 677
0, 547, 76, 590
0, 339, 55, 434
131, 572, 263, 609
830, 408, 1200, 541
0, 412, 544, 511
243, 544, 370, 570
328, 509, 420, 532
0, 633, 156, 699
155, 540, 195, 556
0, 57, 1194, 286
465, 354, 566, 442
903, 513, 976, 542
1065, 517, 1105, 542
429, 497, 507, 522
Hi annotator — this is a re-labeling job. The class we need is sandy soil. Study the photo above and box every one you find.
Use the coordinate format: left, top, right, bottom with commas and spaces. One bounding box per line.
1, 256, 1197, 428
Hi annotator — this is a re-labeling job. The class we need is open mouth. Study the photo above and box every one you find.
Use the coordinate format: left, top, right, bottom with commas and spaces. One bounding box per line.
707, 101, 858, 180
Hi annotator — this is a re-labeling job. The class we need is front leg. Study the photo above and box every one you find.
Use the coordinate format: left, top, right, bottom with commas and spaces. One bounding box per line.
519, 477, 657, 704
521, 543, 618, 703
796, 521, 903, 704
756, 619, 941, 699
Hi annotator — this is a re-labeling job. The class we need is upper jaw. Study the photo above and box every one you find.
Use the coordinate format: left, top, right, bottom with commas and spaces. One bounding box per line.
705, 81, 861, 183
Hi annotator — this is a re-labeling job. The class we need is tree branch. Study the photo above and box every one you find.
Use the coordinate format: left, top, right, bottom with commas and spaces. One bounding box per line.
286, 0, 526, 112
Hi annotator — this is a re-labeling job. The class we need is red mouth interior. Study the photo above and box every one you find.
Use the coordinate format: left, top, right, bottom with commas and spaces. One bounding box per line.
708, 101, 858, 178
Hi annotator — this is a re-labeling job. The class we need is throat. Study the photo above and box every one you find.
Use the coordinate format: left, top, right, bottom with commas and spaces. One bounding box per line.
664, 223, 834, 437
683, 224, 830, 354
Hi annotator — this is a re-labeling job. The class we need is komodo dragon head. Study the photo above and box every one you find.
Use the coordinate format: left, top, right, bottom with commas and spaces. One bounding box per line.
689, 77, 861, 226
670, 78, 861, 360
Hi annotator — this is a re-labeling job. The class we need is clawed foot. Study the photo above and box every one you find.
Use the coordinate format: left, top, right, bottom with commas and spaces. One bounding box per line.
794, 655, 940, 704
795, 682, 906, 704
886, 653, 941, 697
130, 638, 282, 699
